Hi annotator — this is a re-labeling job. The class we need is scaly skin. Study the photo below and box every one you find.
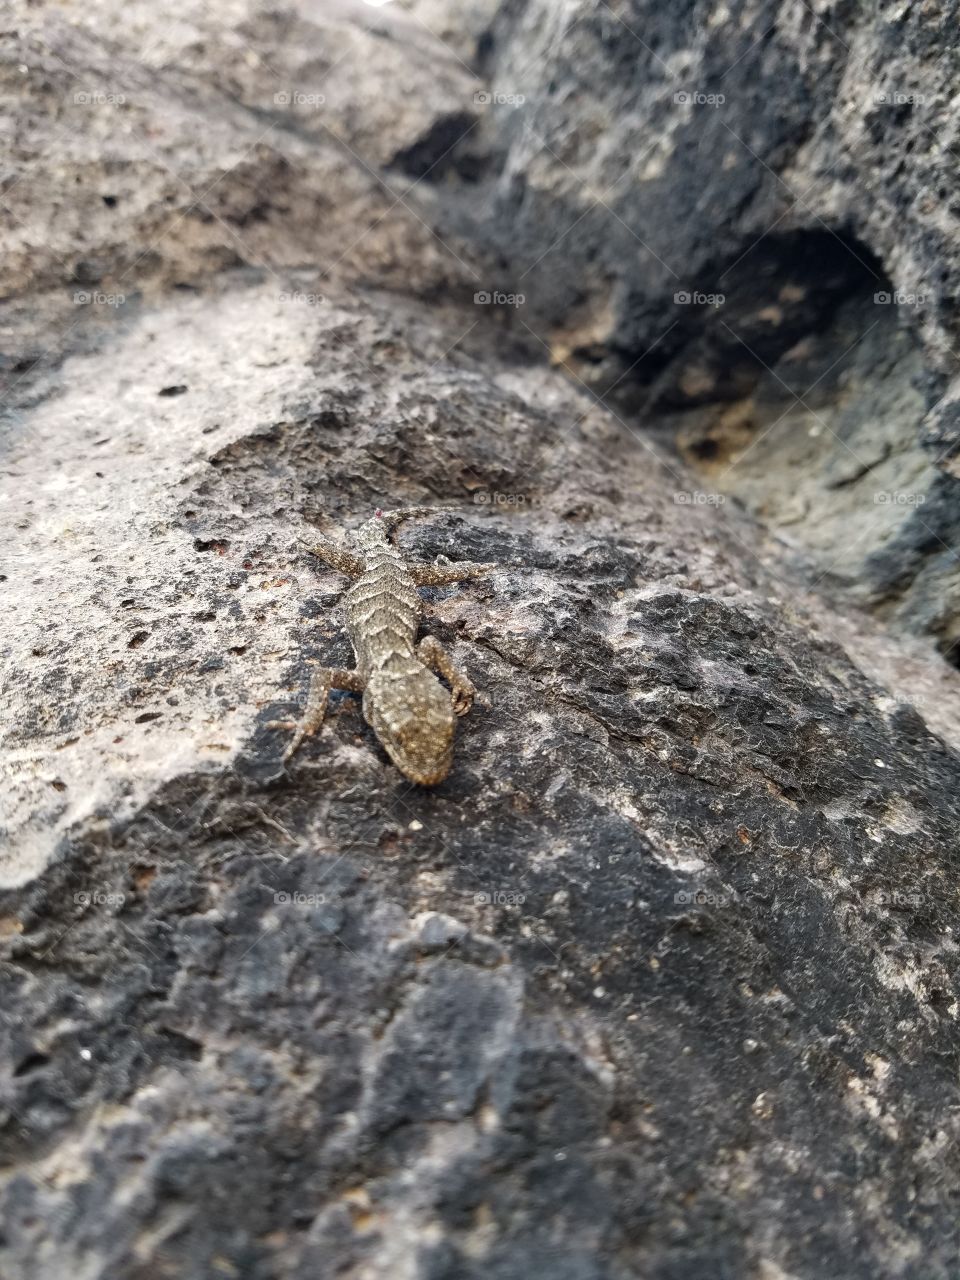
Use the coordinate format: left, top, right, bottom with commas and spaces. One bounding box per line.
268, 509, 495, 784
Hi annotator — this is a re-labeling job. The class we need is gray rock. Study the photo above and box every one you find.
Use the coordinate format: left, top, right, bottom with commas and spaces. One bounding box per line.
3, 3, 960, 1280
436, 0, 960, 649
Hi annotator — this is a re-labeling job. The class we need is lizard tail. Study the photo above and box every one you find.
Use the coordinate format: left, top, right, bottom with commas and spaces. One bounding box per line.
375, 506, 445, 537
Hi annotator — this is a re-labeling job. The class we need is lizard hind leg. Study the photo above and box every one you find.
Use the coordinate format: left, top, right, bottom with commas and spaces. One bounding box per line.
299, 533, 364, 577
410, 558, 496, 586
267, 666, 365, 761
416, 635, 487, 717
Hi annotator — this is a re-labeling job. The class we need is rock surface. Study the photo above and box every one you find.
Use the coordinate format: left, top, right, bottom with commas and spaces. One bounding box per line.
435, 0, 960, 654
3, 3, 960, 1279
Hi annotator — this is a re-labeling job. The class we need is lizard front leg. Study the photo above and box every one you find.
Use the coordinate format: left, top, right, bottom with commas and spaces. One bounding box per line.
417, 635, 487, 717
410, 559, 496, 586
267, 666, 365, 760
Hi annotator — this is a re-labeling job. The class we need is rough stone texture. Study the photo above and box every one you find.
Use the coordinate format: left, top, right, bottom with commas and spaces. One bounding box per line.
432, 0, 960, 651
666, 296, 960, 656
3, 4, 960, 1280
1, 0, 485, 374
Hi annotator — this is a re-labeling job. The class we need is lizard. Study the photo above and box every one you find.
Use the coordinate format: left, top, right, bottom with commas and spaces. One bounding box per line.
267, 508, 495, 785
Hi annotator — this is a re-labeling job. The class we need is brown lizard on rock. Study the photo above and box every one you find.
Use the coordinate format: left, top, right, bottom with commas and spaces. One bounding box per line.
268, 508, 495, 785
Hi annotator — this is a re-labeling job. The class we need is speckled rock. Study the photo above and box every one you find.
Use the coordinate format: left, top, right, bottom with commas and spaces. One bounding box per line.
432, 0, 960, 650
3, 4, 960, 1280
0, 0, 484, 371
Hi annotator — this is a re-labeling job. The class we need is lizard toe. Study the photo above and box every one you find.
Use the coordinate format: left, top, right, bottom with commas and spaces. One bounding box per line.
451, 688, 474, 716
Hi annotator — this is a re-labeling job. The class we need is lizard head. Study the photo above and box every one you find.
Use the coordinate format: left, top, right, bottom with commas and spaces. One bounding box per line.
365, 669, 455, 785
